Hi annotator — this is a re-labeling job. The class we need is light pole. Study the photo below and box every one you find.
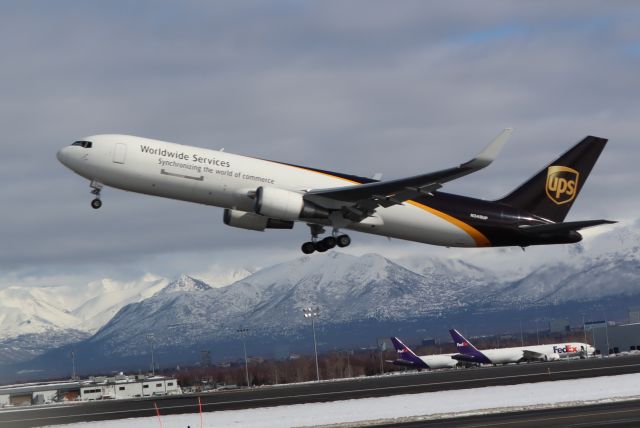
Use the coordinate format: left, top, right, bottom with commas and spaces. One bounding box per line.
147, 334, 156, 375
377, 337, 386, 375
605, 318, 611, 356
337, 349, 352, 378
237, 328, 250, 387
519, 320, 524, 346
303, 307, 320, 381
70, 350, 76, 380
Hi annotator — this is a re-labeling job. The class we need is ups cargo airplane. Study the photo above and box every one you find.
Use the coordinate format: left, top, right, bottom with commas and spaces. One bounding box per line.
57, 130, 614, 253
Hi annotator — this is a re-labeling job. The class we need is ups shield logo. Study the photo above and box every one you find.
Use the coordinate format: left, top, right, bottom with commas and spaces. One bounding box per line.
546, 166, 579, 205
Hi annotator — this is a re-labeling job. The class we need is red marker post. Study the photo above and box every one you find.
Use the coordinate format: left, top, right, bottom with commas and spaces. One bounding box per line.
154, 402, 164, 428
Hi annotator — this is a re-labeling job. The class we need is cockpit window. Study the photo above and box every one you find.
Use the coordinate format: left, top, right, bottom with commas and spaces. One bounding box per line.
72, 141, 92, 148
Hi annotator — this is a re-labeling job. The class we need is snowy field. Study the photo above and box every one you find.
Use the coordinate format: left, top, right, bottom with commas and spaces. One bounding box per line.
44, 373, 640, 427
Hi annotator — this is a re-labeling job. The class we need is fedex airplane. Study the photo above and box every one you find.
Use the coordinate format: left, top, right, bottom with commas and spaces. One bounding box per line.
389, 337, 458, 371
57, 130, 614, 253
449, 329, 594, 365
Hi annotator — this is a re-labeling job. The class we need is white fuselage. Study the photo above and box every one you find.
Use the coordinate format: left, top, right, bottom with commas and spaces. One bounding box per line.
420, 354, 458, 369
480, 342, 593, 365
57, 134, 481, 247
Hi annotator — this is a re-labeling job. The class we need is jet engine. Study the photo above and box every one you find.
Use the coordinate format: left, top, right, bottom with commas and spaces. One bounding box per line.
223, 209, 293, 231
254, 186, 329, 221
544, 353, 561, 362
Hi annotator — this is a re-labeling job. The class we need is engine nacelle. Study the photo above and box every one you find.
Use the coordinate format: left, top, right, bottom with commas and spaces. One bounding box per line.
223, 209, 293, 231
254, 187, 329, 221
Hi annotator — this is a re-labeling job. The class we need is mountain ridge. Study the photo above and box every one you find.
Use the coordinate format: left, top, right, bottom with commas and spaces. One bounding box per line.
1, 222, 638, 370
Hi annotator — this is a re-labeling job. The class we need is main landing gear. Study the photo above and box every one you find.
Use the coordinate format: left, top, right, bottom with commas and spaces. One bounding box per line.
90, 180, 103, 209
301, 224, 351, 254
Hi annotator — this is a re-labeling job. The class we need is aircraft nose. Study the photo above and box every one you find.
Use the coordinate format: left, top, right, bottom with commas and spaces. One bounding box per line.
57, 146, 69, 166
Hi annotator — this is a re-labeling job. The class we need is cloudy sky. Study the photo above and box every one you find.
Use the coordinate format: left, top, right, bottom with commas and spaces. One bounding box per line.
1, 1, 638, 289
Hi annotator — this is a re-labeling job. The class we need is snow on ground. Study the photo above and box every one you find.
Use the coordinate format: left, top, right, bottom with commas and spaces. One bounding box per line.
45, 373, 640, 427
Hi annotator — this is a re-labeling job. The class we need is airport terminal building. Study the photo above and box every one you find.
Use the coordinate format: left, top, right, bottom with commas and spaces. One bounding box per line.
0, 374, 181, 408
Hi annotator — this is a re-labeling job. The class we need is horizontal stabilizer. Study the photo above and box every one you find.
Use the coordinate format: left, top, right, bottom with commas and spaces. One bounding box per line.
519, 219, 616, 235
388, 359, 418, 368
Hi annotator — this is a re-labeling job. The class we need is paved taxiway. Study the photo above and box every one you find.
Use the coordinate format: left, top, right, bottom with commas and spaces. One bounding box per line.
2, 354, 639, 428
377, 400, 640, 427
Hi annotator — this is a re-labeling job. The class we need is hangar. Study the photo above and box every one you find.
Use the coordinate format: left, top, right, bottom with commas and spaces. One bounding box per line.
589, 322, 640, 355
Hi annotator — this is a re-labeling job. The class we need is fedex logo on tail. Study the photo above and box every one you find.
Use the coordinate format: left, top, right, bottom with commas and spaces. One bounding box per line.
553, 344, 578, 354
450, 329, 477, 353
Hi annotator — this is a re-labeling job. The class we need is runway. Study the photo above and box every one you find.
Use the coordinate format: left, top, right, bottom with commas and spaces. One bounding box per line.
2, 354, 640, 427
377, 400, 640, 427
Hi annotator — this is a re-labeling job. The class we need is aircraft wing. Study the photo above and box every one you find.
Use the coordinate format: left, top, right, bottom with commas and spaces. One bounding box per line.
521, 349, 546, 361
304, 128, 513, 221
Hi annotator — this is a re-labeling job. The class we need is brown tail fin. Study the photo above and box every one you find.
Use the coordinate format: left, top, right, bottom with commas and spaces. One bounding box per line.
496, 136, 607, 222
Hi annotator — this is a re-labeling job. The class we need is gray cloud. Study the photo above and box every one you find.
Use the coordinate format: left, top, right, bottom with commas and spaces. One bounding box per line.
0, 1, 639, 287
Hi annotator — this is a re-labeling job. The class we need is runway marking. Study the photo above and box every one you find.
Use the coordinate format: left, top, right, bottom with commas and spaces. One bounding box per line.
3, 362, 640, 424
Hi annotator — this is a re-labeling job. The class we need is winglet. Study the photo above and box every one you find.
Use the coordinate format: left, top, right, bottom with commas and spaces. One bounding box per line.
463, 128, 513, 170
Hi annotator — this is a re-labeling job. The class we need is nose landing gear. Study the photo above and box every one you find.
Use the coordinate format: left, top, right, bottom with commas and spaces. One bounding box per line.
301, 224, 351, 254
90, 180, 103, 209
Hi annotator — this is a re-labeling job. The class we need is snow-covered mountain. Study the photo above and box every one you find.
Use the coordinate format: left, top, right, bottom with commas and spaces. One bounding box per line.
89, 253, 468, 356
0, 266, 253, 349
0, 274, 171, 365
3, 222, 639, 372
195, 267, 257, 288
83, 238, 639, 360
70, 275, 169, 333
0, 274, 169, 340
0, 287, 81, 337
487, 243, 640, 306
156, 274, 212, 295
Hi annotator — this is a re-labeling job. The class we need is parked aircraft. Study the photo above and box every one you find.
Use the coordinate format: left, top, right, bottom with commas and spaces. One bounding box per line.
57, 130, 614, 253
449, 329, 595, 365
388, 337, 458, 370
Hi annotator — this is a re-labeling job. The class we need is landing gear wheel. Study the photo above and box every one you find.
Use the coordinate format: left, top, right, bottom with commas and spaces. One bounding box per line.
336, 234, 351, 248
322, 237, 336, 249
314, 241, 329, 252
89, 180, 104, 210
301, 242, 315, 254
